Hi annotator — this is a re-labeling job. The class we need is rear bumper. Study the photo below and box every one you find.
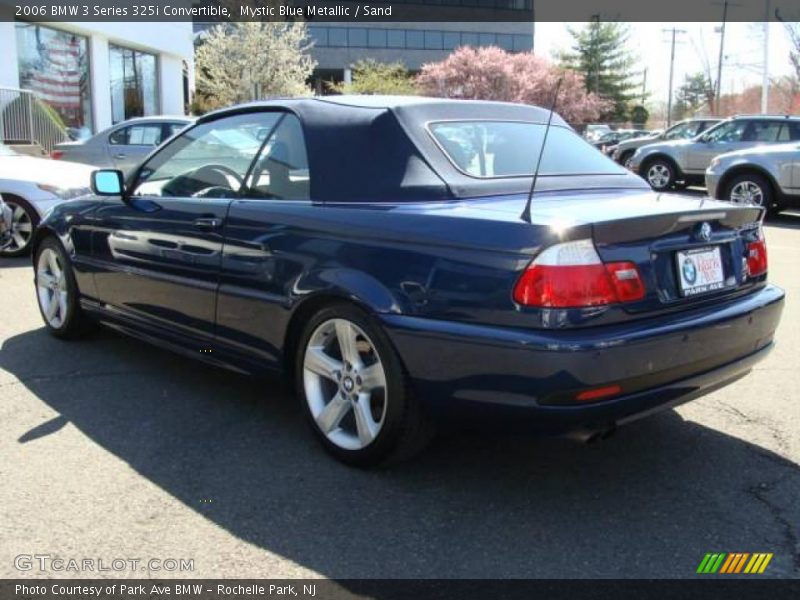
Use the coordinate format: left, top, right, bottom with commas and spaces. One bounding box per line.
705, 168, 723, 198
380, 284, 784, 433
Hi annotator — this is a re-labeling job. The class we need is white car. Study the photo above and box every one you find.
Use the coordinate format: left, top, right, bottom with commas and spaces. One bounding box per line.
0, 145, 95, 257
0, 194, 12, 250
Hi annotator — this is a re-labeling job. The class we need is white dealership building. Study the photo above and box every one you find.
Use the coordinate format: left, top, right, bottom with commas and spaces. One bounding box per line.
0, 7, 193, 139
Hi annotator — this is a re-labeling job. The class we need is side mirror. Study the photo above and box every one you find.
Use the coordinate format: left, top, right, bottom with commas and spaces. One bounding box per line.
91, 169, 125, 196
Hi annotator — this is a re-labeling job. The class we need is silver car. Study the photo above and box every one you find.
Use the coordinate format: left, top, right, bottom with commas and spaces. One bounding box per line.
611, 118, 720, 166
51, 116, 192, 174
706, 141, 800, 215
629, 115, 800, 191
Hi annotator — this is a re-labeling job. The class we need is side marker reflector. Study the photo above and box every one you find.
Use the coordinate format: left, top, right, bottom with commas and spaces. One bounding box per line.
575, 384, 622, 402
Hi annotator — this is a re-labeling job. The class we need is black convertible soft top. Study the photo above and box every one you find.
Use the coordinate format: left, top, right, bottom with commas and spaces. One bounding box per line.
197, 96, 647, 203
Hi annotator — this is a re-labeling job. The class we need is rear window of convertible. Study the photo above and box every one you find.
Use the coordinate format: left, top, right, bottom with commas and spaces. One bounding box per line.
428, 121, 626, 178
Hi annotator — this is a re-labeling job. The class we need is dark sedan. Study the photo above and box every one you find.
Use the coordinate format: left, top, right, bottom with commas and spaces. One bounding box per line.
30, 96, 785, 466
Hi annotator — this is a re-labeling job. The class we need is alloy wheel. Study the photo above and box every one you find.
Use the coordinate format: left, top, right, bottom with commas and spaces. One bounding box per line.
1, 200, 34, 254
303, 318, 388, 451
729, 181, 764, 206
646, 163, 672, 189
36, 247, 70, 328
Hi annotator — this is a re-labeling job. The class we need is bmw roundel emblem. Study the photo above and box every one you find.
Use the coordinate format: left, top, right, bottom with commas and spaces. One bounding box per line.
682, 257, 698, 284
698, 222, 712, 242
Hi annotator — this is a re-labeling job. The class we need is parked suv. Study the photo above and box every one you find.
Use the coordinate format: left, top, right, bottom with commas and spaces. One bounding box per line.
706, 135, 800, 215
612, 118, 720, 167
629, 115, 800, 191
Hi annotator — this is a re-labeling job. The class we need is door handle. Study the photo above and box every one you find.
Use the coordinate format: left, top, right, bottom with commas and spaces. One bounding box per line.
193, 217, 223, 230
114, 153, 126, 159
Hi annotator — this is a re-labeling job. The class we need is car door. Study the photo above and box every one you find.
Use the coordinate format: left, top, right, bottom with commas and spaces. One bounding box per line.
107, 123, 166, 173
782, 122, 800, 194
685, 120, 751, 172
214, 111, 312, 368
92, 112, 282, 343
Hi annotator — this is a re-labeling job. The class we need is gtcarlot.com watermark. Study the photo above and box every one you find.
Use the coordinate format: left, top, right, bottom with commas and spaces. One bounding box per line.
14, 554, 194, 573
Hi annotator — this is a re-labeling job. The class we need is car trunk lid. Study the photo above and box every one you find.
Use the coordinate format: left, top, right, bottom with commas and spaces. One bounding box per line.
465, 189, 765, 316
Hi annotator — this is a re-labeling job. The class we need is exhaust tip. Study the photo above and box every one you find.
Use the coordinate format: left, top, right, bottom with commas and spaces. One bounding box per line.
566, 423, 617, 444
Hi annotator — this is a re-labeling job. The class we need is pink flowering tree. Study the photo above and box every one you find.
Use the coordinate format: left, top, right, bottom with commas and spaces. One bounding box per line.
416, 47, 609, 125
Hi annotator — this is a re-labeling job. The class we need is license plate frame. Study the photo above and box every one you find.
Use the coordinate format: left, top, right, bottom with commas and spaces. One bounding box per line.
675, 246, 725, 297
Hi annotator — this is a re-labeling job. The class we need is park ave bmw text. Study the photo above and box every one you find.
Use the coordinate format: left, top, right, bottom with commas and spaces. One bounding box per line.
15, 585, 316, 597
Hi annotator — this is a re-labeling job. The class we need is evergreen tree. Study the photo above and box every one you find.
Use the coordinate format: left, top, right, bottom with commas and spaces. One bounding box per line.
673, 72, 714, 119
559, 21, 640, 122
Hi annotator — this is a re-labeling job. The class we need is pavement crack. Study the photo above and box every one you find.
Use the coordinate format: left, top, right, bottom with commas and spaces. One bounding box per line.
710, 398, 791, 457
745, 476, 800, 574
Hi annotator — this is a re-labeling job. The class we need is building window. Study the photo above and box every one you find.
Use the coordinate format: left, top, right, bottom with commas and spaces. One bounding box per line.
424, 31, 444, 50
109, 44, 158, 124
308, 27, 532, 53
15, 22, 92, 136
308, 27, 328, 46
406, 30, 425, 49
479, 33, 496, 47
387, 30, 405, 48
328, 28, 348, 47
461, 32, 479, 47
443, 32, 461, 50
513, 34, 533, 52
368, 29, 387, 48
497, 34, 514, 51
348, 28, 368, 47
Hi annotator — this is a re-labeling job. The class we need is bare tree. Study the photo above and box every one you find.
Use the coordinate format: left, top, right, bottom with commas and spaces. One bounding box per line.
689, 32, 719, 113
786, 22, 800, 81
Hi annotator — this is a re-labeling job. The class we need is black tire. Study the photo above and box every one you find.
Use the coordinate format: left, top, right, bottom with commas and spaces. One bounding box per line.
723, 172, 780, 216
642, 157, 677, 191
295, 302, 434, 467
33, 236, 94, 339
0, 196, 39, 257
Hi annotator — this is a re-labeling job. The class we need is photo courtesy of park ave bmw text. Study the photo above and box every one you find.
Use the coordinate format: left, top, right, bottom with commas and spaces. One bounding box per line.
0, 0, 799, 597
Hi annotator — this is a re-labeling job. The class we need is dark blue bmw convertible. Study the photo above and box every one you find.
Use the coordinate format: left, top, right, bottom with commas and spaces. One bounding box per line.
31, 96, 785, 466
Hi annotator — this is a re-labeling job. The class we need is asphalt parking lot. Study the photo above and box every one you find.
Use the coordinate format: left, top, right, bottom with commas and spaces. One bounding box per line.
1, 209, 798, 580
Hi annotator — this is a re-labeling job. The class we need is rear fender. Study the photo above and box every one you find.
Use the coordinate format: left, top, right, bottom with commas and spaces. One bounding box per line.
291, 267, 408, 315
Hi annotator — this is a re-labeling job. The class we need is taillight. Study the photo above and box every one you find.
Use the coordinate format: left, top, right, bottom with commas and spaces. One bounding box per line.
50, 150, 63, 160
513, 239, 645, 308
747, 239, 768, 277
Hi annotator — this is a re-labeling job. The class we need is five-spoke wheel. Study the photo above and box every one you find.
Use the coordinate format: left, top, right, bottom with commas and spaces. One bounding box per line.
296, 303, 433, 466
36, 246, 69, 329
0, 198, 37, 257
34, 237, 92, 338
303, 318, 388, 450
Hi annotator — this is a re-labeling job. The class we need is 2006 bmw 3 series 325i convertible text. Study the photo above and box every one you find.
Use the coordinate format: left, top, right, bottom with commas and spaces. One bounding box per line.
31, 96, 785, 466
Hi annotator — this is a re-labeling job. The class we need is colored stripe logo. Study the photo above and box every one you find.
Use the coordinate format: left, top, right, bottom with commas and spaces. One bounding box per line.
697, 553, 773, 574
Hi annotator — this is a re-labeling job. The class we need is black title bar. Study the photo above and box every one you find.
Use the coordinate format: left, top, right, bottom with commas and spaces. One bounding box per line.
1, 0, 799, 22
4, 580, 800, 600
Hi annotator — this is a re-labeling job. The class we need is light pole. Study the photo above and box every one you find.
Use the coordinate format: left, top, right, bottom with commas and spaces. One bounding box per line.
663, 27, 686, 128
712, 1, 741, 114
761, 0, 771, 113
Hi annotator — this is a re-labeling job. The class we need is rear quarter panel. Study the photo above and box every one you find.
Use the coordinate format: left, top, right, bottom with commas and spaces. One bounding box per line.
214, 198, 562, 369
